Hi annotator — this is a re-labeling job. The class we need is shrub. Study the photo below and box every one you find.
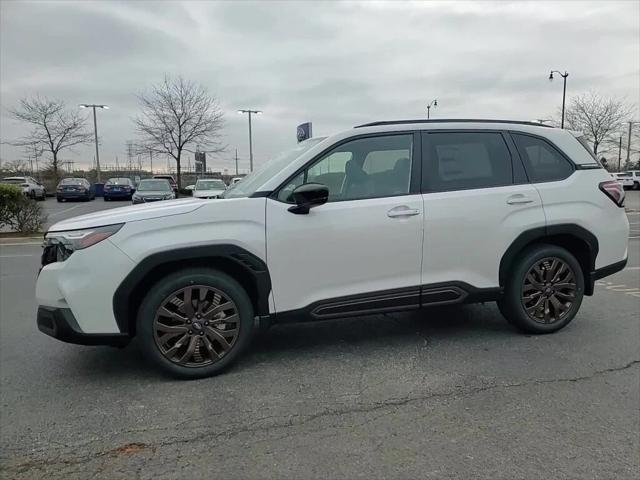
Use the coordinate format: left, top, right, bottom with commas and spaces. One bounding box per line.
0, 184, 47, 233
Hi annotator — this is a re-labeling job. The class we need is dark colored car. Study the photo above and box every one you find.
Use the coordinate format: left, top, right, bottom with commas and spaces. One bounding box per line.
103, 177, 135, 201
131, 179, 175, 204
56, 178, 94, 202
152, 175, 178, 193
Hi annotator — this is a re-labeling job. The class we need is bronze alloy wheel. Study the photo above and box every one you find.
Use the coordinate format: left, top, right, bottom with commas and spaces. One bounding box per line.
153, 285, 240, 367
521, 257, 577, 324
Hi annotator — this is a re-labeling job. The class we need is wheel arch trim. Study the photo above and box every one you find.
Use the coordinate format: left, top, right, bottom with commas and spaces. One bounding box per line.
499, 224, 599, 295
112, 244, 271, 335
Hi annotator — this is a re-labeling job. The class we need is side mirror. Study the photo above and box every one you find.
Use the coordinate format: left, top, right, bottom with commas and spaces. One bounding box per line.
288, 183, 329, 215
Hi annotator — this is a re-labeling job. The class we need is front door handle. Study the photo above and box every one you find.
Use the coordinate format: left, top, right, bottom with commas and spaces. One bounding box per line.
387, 206, 421, 218
506, 194, 534, 205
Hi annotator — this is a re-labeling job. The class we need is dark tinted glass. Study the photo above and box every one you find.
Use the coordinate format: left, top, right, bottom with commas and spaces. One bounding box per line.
512, 134, 574, 182
423, 132, 512, 192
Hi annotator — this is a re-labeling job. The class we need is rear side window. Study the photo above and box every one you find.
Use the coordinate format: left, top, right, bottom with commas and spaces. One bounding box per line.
512, 134, 574, 183
422, 132, 513, 192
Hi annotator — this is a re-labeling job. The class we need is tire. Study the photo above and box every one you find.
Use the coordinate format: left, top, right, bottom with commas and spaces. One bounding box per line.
29, 190, 36, 200
497, 244, 584, 334
136, 268, 254, 379
104, 196, 109, 201
634, 181, 640, 190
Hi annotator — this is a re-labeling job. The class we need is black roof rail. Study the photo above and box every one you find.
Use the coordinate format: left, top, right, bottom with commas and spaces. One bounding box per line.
354, 119, 554, 128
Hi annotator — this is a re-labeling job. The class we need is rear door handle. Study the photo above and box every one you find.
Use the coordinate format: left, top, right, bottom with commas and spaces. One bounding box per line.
506, 194, 534, 205
387, 206, 421, 218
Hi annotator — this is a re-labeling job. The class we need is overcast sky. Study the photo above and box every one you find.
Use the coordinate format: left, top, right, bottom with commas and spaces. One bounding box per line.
1, 0, 638, 173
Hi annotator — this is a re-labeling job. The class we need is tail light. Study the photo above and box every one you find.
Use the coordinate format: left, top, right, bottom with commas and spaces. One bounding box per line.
599, 180, 625, 207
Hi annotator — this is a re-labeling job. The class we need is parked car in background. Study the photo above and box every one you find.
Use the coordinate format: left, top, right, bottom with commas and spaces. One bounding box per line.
1, 176, 46, 200
131, 179, 175, 204
103, 178, 135, 201
192, 178, 227, 199
615, 171, 640, 189
36, 119, 629, 379
56, 178, 94, 202
152, 175, 178, 193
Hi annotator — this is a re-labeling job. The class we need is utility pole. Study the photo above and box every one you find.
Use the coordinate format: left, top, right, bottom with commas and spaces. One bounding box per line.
79, 104, 108, 182
548, 71, 569, 128
626, 121, 633, 164
618, 136, 622, 171
149, 150, 153, 174
237, 109, 262, 172
235, 148, 239, 176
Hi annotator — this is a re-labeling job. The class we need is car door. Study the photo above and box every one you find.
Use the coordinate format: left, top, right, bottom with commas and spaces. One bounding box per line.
266, 132, 424, 318
420, 130, 546, 293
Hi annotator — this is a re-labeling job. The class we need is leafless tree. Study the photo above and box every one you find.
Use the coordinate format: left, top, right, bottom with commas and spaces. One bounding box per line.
134, 75, 225, 193
8, 96, 93, 180
563, 92, 633, 155
1, 159, 28, 174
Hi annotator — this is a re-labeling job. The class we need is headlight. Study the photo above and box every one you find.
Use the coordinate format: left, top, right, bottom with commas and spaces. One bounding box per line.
44, 224, 124, 262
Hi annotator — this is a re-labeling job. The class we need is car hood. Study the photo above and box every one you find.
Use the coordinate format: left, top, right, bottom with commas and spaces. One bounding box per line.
135, 190, 172, 196
193, 189, 225, 198
48, 197, 205, 232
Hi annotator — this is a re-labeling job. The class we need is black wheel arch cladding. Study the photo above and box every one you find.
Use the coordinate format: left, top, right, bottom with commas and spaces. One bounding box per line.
112, 245, 271, 335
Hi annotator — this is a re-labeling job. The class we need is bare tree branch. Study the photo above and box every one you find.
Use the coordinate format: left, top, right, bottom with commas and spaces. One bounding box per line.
8, 96, 93, 180
134, 75, 225, 192
563, 91, 633, 156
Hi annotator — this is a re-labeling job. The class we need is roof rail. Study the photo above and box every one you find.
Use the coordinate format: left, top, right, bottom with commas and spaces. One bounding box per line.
354, 119, 554, 128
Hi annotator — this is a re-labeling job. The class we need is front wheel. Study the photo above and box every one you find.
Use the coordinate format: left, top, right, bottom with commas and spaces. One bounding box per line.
137, 268, 254, 378
498, 244, 584, 334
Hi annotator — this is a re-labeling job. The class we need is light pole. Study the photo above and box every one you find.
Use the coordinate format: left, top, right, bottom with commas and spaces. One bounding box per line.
79, 103, 108, 182
626, 121, 639, 165
237, 109, 262, 172
548, 70, 569, 128
427, 99, 437, 119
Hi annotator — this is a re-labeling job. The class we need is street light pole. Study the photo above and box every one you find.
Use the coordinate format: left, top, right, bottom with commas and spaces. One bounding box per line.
237, 109, 262, 172
426, 99, 438, 119
79, 103, 108, 182
548, 70, 569, 128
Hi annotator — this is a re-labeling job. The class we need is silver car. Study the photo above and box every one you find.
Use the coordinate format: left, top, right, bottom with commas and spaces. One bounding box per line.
131, 179, 175, 204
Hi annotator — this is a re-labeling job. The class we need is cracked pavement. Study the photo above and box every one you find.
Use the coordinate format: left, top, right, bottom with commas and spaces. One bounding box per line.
1, 214, 639, 479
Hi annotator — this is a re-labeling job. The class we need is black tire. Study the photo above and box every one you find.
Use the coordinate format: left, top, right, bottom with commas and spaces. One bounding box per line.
136, 268, 254, 379
634, 181, 640, 190
29, 190, 36, 200
497, 244, 584, 334
58, 197, 64, 202
104, 196, 109, 201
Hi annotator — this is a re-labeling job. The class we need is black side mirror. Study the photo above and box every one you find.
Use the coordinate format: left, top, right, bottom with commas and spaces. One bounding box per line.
288, 183, 329, 214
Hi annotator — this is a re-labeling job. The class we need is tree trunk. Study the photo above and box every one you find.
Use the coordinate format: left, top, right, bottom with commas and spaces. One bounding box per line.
52, 151, 59, 181
175, 151, 181, 198
593, 141, 599, 155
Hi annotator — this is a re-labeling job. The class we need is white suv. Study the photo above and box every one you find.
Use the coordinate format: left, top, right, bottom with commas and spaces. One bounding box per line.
2, 176, 46, 200
36, 120, 629, 378
615, 171, 640, 190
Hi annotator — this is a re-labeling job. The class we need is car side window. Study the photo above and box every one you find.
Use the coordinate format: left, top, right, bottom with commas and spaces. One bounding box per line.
277, 134, 413, 203
422, 132, 513, 192
512, 133, 574, 183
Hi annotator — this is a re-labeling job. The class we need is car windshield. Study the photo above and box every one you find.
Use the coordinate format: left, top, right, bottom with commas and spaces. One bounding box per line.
223, 137, 325, 198
138, 180, 171, 191
60, 178, 84, 184
196, 179, 226, 190
107, 178, 131, 185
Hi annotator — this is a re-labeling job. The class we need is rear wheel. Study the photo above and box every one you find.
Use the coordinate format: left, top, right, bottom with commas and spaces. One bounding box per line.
498, 244, 584, 334
634, 181, 640, 190
137, 268, 254, 378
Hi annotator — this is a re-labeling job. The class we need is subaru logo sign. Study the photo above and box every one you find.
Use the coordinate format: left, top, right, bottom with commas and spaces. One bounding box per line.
296, 122, 312, 143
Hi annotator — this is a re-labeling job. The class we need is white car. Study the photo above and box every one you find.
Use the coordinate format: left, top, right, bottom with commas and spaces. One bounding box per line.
36, 119, 629, 378
615, 171, 640, 190
192, 178, 227, 199
2, 176, 46, 200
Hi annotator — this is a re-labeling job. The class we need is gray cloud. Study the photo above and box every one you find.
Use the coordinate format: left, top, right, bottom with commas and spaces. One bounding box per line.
1, 0, 638, 173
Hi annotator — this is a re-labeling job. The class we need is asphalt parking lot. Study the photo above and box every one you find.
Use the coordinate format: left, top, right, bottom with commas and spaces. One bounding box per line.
0, 193, 638, 479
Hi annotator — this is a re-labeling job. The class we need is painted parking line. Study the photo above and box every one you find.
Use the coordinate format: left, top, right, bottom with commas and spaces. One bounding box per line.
595, 280, 640, 298
0, 254, 36, 258
0, 242, 42, 246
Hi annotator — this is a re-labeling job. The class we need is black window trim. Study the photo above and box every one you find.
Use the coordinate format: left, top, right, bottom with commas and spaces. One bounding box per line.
270, 131, 422, 204
420, 129, 518, 194
507, 130, 576, 184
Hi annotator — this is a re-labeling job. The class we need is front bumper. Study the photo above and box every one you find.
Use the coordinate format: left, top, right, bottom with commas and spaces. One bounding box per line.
57, 192, 90, 199
37, 306, 130, 346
